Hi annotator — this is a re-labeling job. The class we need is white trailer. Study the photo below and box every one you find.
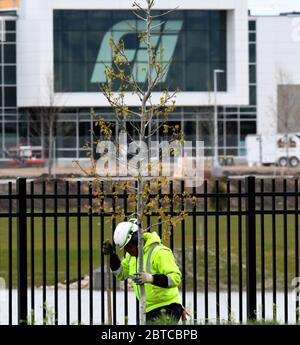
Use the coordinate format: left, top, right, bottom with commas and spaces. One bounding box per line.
246, 134, 300, 167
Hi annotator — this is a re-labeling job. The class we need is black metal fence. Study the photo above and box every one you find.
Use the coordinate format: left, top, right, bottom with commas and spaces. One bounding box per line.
0, 176, 299, 325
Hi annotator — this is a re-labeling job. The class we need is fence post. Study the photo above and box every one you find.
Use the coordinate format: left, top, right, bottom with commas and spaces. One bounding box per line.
245, 176, 257, 321
17, 177, 28, 324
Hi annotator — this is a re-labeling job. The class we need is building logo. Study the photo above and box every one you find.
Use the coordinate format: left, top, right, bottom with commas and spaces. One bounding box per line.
91, 20, 183, 84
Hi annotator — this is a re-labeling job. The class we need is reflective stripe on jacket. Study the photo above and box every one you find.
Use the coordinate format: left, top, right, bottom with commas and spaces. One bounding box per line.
113, 231, 182, 313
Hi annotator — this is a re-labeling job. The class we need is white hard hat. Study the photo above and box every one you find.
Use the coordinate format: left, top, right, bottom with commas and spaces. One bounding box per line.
113, 218, 139, 250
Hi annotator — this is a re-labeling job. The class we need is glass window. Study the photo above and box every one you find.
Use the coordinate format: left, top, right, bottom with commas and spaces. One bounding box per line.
5, 33, 16, 43
87, 31, 110, 62
249, 44, 256, 63
186, 62, 209, 91
184, 121, 196, 142
4, 44, 16, 64
249, 32, 256, 42
199, 121, 213, 146
79, 122, 91, 147
248, 21, 256, 31
186, 11, 209, 30
19, 121, 28, 144
29, 118, 42, 146
161, 62, 184, 91
63, 11, 86, 31
249, 85, 256, 105
56, 122, 77, 148
240, 121, 256, 143
210, 11, 227, 31
225, 121, 238, 147
70, 62, 86, 92
0, 123, 2, 152
87, 11, 113, 31
62, 31, 85, 62
5, 122, 17, 149
210, 30, 227, 62
249, 64, 256, 84
4, 66, 16, 85
4, 87, 16, 107
5, 21, 16, 31
79, 149, 92, 158
186, 31, 209, 62
57, 150, 77, 158
54, 10, 63, 32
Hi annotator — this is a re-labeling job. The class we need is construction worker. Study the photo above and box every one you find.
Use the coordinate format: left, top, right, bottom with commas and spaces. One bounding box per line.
102, 219, 183, 324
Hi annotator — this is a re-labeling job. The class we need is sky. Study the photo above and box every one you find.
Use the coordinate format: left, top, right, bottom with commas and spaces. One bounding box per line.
248, 0, 300, 15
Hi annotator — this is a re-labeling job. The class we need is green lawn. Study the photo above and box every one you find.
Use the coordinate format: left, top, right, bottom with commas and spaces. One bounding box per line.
0, 211, 299, 289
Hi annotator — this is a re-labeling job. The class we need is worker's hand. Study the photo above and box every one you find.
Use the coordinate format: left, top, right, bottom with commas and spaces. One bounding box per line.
102, 239, 114, 256
134, 272, 153, 285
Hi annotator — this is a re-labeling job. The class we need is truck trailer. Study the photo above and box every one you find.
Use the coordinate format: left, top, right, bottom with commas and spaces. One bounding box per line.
246, 134, 300, 167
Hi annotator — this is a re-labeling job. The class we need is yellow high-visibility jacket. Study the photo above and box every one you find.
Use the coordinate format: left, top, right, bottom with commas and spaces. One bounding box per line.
113, 231, 182, 313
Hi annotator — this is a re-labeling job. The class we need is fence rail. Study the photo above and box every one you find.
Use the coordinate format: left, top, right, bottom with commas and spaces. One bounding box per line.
0, 176, 299, 324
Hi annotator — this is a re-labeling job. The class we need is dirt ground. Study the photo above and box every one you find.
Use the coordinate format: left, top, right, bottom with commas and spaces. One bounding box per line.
1, 164, 300, 178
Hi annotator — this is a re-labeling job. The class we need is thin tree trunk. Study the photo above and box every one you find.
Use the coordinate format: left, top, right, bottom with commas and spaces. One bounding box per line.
285, 133, 289, 167
137, 176, 145, 325
137, 0, 153, 325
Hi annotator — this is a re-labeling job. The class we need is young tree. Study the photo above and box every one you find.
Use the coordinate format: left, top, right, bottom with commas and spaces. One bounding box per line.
27, 75, 64, 176
76, 0, 203, 325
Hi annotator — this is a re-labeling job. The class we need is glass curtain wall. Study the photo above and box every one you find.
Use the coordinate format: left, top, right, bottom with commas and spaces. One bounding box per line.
0, 18, 17, 159
54, 10, 227, 93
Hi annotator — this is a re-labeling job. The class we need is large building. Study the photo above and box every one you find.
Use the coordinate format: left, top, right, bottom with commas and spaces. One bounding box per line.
0, 0, 299, 165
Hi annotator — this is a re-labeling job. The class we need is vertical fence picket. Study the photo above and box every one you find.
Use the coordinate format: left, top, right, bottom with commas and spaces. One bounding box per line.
204, 180, 208, 322
226, 180, 231, 321
283, 179, 288, 323
123, 186, 128, 324
30, 181, 35, 325
272, 179, 277, 321
295, 179, 299, 323
192, 185, 197, 323
8, 182, 12, 325
260, 179, 265, 320
17, 177, 27, 325
88, 182, 93, 325
100, 181, 105, 325
77, 181, 81, 324
215, 180, 220, 323
238, 180, 243, 323
54, 181, 58, 325
42, 181, 46, 324
181, 181, 186, 309
112, 184, 117, 325
246, 176, 257, 321
65, 181, 70, 325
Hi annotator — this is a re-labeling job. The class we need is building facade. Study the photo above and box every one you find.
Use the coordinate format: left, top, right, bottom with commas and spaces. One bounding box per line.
0, 0, 299, 165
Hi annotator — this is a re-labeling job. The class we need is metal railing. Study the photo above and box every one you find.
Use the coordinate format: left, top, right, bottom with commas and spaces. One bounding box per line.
0, 177, 299, 324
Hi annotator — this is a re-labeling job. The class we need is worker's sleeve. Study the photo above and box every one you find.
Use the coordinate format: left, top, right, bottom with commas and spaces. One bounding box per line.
109, 252, 121, 271
111, 253, 130, 281
152, 248, 181, 288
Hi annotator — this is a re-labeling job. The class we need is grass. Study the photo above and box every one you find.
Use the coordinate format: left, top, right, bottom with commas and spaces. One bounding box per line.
0, 210, 299, 289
